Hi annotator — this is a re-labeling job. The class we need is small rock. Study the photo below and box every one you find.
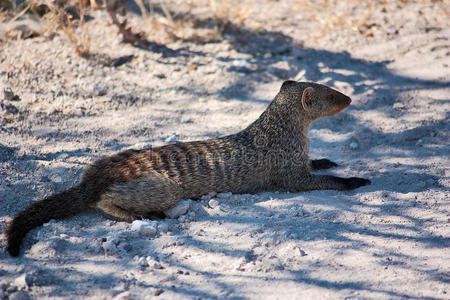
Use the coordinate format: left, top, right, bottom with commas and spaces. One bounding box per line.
417, 182, 426, 188
57, 153, 69, 160
120, 243, 133, 252
393, 102, 405, 110
217, 192, 232, 199
0, 286, 5, 299
102, 240, 118, 254
289, 233, 299, 239
137, 257, 148, 267
178, 215, 187, 223
349, 142, 359, 150
50, 175, 62, 183
201, 191, 217, 201
14, 274, 28, 289
3, 88, 20, 101
232, 59, 251, 68
94, 86, 107, 96
180, 115, 194, 123
157, 222, 169, 233
32, 126, 58, 138
165, 134, 177, 143
165, 200, 190, 218
154, 73, 166, 79
113, 291, 131, 300
0, 101, 19, 114
102, 234, 120, 254
208, 199, 220, 209
130, 141, 152, 150
131, 220, 157, 235
297, 248, 307, 256
8, 291, 31, 300
29, 238, 68, 258
146, 256, 163, 269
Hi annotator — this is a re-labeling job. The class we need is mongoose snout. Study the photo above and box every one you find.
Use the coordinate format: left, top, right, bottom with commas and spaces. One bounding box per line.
323, 92, 352, 117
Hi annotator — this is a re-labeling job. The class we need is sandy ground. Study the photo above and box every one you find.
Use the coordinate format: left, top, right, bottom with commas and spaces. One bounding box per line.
0, 0, 449, 299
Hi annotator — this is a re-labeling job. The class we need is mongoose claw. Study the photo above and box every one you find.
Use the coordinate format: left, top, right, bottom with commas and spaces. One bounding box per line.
311, 159, 338, 170
344, 177, 371, 190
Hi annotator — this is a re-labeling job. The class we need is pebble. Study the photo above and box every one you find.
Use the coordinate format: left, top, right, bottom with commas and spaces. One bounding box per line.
217, 192, 232, 199
32, 126, 58, 138
56, 153, 69, 160
94, 86, 108, 96
157, 222, 169, 233
102, 239, 119, 254
232, 59, 251, 68
0, 101, 19, 114
14, 274, 28, 289
349, 141, 359, 150
130, 141, 152, 150
15, 270, 55, 288
146, 257, 163, 269
131, 220, 158, 235
137, 256, 148, 267
393, 102, 405, 110
29, 238, 67, 259
417, 182, 426, 188
112, 291, 131, 300
201, 191, 217, 201
164, 134, 178, 143
180, 115, 194, 123
208, 199, 220, 208
0, 286, 5, 299
9, 291, 31, 300
3, 88, 15, 101
297, 248, 307, 256
165, 200, 191, 218
120, 243, 133, 252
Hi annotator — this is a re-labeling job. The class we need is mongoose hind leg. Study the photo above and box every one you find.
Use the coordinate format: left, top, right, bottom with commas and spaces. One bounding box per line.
96, 199, 141, 222
96, 172, 183, 222
311, 159, 338, 170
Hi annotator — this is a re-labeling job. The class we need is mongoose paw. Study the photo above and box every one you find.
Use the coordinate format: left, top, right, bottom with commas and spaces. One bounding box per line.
344, 177, 371, 190
311, 159, 338, 170
7, 244, 20, 257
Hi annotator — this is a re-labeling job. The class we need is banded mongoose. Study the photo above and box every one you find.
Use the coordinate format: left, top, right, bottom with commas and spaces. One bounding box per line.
6, 81, 370, 256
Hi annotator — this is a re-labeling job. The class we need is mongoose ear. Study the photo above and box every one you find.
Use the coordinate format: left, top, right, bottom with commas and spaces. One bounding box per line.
281, 80, 297, 90
301, 87, 314, 110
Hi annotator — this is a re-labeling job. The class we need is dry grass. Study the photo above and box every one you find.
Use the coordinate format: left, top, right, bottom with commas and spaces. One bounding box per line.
43, 0, 90, 56
295, 0, 450, 39
6, 0, 92, 56
135, 0, 253, 43
2, 0, 448, 55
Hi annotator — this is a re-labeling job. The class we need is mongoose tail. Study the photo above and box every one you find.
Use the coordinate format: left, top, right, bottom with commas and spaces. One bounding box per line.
7, 184, 88, 256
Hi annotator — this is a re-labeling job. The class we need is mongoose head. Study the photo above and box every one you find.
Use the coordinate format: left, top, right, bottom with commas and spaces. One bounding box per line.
279, 81, 352, 120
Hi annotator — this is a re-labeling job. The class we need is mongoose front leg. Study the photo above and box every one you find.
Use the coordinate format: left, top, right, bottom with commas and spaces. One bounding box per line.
311, 159, 338, 170
297, 174, 371, 191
